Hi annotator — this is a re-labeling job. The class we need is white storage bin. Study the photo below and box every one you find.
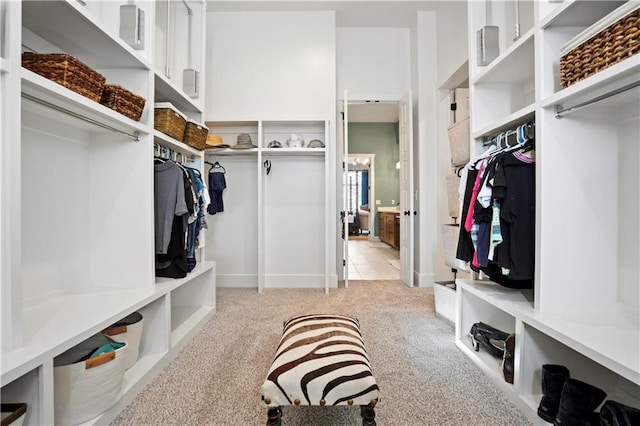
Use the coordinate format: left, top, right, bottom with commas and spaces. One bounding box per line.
1, 403, 27, 426
54, 334, 127, 425
441, 224, 469, 272
103, 311, 144, 370
445, 173, 461, 219
447, 117, 470, 167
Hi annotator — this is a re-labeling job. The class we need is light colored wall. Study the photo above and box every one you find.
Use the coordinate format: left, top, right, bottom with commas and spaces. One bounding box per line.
414, 11, 438, 287
205, 11, 336, 120
436, 1, 469, 86
336, 27, 410, 101
348, 123, 399, 235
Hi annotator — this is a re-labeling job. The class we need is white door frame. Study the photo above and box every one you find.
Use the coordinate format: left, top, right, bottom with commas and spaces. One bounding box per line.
342, 90, 350, 288
399, 91, 414, 286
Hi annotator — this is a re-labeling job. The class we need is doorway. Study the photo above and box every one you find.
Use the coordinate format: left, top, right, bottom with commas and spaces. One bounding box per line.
342, 100, 403, 282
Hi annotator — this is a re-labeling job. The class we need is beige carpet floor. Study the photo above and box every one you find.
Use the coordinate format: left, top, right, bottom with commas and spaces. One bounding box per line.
112, 280, 531, 426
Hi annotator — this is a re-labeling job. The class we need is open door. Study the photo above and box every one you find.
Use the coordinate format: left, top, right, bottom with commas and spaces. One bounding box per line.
399, 91, 414, 286
342, 90, 350, 288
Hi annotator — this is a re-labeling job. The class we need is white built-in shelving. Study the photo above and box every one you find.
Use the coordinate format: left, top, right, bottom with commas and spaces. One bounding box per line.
1, 1, 215, 425
204, 119, 331, 293
460, 0, 640, 424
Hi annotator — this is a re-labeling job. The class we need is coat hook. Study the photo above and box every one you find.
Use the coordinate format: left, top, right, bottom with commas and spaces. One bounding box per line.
264, 160, 272, 175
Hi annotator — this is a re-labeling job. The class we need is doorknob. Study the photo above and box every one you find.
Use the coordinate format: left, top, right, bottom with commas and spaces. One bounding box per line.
404, 210, 410, 216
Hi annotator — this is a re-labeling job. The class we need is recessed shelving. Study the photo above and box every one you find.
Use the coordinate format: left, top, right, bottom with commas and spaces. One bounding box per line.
262, 148, 326, 156
153, 130, 202, 158
472, 28, 535, 85
154, 72, 202, 116
541, 55, 640, 110
457, 280, 535, 316
540, 0, 626, 29
22, 69, 150, 137
21, 0, 150, 70
472, 104, 536, 139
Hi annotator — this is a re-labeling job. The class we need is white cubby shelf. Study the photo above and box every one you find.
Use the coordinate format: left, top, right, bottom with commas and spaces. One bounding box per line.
462, 0, 640, 422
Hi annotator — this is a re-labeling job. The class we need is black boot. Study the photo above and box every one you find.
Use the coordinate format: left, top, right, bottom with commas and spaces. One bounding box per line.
600, 400, 640, 426
554, 378, 606, 426
537, 364, 571, 422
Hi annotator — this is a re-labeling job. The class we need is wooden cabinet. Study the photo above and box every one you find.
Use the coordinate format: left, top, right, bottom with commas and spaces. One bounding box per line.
379, 211, 399, 249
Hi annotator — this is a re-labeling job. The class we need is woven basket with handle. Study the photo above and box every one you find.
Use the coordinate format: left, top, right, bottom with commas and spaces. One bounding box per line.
183, 121, 209, 151
154, 106, 187, 141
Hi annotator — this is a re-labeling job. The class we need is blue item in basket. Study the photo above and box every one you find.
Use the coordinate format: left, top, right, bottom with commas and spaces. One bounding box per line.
90, 341, 125, 358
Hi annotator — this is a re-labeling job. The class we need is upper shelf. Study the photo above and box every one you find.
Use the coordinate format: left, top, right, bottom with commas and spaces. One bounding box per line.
21, 68, 150, 137
472, 103, 536, 140
154, 72, 202, 116
540, 0, 626, 29
21, 0, 150, 70
153, 131, 203, 159
541, 55, 640, 111
472, 28, 535, 85
263, 148, 326, 156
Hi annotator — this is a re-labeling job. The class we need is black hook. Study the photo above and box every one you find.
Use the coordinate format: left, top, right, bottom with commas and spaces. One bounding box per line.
264, 160, 272, 175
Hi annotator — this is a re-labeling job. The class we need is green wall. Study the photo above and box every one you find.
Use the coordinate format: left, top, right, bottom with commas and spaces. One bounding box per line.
348, 122, 399, 235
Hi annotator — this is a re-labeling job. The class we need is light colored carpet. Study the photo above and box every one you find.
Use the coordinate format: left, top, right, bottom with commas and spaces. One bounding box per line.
112, 281, 531, 426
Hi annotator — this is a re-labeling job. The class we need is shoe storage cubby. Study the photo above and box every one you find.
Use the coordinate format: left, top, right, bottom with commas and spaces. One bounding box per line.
519, 323, 640, 417
2, 1, 215, 424
456, 282, 518, 387
1, 368, 41, 425
459, 1, 639, 423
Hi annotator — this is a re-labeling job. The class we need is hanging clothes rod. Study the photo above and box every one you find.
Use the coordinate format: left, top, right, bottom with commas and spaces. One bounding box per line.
555, 80, 640, 119
22, 92, 140, 141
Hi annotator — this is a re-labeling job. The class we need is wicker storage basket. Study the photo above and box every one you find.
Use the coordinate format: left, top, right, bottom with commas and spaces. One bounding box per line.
22, 53, 106, 102
1, 403, 27, 426
560, 2, 639, 88
183, 120, 209, 151
154, 102, 187, 141
100, 84, 146, 121
102, 311, 144, 370
54, 334, 127, 425
447, 117, 470, 166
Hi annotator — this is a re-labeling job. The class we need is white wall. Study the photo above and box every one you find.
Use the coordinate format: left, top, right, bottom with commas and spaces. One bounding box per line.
205, 11, 336, 120
336, 27, 410, 101
436, 1, 469, 86
414, 11, 438, 287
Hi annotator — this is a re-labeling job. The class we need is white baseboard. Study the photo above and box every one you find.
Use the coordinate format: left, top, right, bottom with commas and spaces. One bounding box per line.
416, 272, 435, 287
265, 274, 326, 288
216, 275, 258, 288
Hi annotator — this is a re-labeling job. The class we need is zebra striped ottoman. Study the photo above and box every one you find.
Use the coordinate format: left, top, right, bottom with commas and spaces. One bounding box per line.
262, 314, 380, 426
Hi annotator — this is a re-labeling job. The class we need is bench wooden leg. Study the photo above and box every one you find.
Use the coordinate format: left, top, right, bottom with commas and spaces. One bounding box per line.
266, 407, 282, 426
361, 403, 376, 426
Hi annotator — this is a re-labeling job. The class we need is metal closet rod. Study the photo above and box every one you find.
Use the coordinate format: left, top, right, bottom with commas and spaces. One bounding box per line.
22, 92, 140, 141
555, 80, 640, 119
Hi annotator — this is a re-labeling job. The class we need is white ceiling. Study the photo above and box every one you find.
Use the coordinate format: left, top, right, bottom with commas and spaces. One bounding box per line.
207, 1, 444, 28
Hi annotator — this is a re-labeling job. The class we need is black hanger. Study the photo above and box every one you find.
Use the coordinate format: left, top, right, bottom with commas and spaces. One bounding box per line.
206, 161, 226, 173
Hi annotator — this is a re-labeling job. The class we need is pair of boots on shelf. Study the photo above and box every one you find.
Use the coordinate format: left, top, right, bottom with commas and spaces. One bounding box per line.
468, 322, 515, 384
538, 364, 640, 425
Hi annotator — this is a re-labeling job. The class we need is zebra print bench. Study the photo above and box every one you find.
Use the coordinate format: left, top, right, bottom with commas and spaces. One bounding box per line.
262, 314, 380, 426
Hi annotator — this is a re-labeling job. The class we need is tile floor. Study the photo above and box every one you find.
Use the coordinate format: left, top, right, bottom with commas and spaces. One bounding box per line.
347, 239, 400, 280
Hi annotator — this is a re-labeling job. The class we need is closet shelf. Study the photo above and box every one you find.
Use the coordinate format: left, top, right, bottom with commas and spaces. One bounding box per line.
204, 148, 258, 156
22, 69, 151, 137
457, 279, 535, 317
154, 261, 215, 291
1, 285, 159, 385
154, 130, 203, 158
523, 311, 639, 385
472, 104, 536, 140
472, 28, 535, 85
154, 72, 203, 116
262, 148, 326, 156
540, 55, 640, 111
455, 339, 515, 392
21, 0, 151, 70
540, 0, 626, 29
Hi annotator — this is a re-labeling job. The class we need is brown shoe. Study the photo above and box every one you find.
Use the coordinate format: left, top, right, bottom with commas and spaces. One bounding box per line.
502, 334, 515, 384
